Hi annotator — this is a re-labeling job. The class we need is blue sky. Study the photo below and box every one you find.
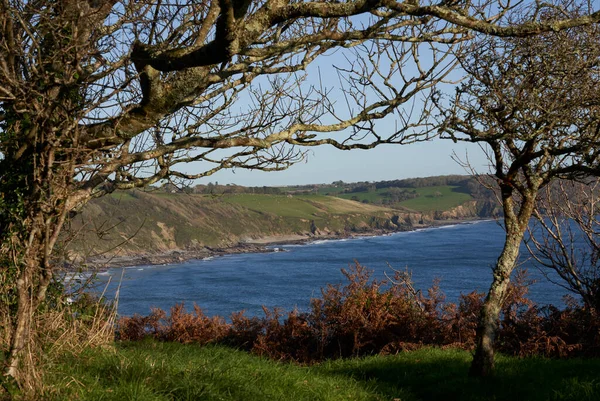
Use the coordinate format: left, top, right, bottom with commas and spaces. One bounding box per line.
185, 23, 496, 186
200, 139, 491, 186
190, 42, 491, 187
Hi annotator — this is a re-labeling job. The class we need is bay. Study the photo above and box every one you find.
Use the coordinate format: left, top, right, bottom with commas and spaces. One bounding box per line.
93, 219, 571, 317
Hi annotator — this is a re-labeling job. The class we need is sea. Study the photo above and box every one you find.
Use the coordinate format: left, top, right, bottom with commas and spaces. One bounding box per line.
89, 219, 573, 318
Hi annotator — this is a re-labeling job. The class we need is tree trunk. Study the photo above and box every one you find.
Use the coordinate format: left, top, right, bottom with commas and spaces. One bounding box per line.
1, 147, 71, 390
469, 229, 523, 376
2, 218, 58, 390
469, 184, 539, 377
4, 268, 32, 383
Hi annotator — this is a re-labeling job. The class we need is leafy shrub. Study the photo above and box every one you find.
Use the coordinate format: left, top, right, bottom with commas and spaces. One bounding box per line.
116, 262, 600, 362
118, 304, 228, 345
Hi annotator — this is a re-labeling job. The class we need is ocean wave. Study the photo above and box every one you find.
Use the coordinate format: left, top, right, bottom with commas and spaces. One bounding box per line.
435, 224, 460, 230
121, 264, 154, 270
270, 247, 290, 253
467, 219, 495, 225
308, 238, 351, 245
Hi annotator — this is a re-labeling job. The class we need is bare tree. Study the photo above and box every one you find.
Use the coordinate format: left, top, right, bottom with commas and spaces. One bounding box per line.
437, 3, 600, 377
527, 180, 600, 311
0, 0, 599, 389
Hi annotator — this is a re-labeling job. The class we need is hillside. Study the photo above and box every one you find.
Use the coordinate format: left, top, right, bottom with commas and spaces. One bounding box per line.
191, 175, 500, 214
67, 191, 409, 262
65, 176, 500, 265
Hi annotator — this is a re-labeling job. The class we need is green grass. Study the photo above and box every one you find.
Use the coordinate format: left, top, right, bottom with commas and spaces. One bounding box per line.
219, 194, 386, 220
320, 348, 600, 401
106, 191, 139, 202
45, 342, 380, 401
316, 186, 345, 196
398, 186, 471, 212
336, 190, 386, 203
46, 342, 600, 401
220, 194, 326, 219
333, 185, 472, 212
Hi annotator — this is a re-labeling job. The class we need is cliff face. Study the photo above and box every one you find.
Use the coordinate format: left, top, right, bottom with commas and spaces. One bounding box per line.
427, 200, 501, 221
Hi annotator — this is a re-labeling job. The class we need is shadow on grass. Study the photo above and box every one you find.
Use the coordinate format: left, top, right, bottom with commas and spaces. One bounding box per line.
318, 348, 600, 401
47, 343, 600, 401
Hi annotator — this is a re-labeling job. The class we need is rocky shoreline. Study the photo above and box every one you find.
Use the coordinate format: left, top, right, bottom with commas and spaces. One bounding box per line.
82, 218, 487, 271
84, 243, 271, 270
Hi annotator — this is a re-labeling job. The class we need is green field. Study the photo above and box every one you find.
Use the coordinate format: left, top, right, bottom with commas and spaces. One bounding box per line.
398, 186, 472, 212
316, 185, 345, 195
45, 342, 600, 401
220, 194, 327, 219
220, 194, 390, 220
71, 183, 480, 257
334, 185, 472, 212
336, 189, 389, 203
106, 191, 139, 202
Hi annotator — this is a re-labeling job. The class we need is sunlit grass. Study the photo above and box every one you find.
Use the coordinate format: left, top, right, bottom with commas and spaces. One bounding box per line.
334, 185, 472, 211
398, 186, 472, 212
46, 342, 383, 401
221, 194, 326, 219
46, 342, 600, 401
220, 193, 387, 219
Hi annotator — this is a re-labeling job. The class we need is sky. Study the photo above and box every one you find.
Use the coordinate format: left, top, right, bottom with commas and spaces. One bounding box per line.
144, 1, 596, 189
188, 41, 493, 187
198, 139, 491, 187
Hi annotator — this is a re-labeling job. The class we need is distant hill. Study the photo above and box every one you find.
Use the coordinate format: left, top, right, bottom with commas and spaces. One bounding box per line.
276, 175, 498, 211
183, 174, 499, 213
65, 175, 500, 260
67, 191, 401, 259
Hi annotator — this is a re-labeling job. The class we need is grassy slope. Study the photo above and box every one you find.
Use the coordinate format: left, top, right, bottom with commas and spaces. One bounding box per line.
222, 194, 389, 218
68, 184, 480, 257
46, 342, 600, 401
69, 192, 396, 256
397, 186, 472, 212
335, 186, 472, 212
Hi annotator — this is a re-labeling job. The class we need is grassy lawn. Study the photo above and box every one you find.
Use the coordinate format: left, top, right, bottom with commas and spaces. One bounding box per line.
46, 342, 600, 401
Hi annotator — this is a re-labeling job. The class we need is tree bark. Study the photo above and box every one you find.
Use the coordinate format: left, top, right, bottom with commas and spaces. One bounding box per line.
470, 183, 539, 377
2, 219, 56, 388
469, 227, 523, 376
4, 268, 32, 383
1, 143, 71, 389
